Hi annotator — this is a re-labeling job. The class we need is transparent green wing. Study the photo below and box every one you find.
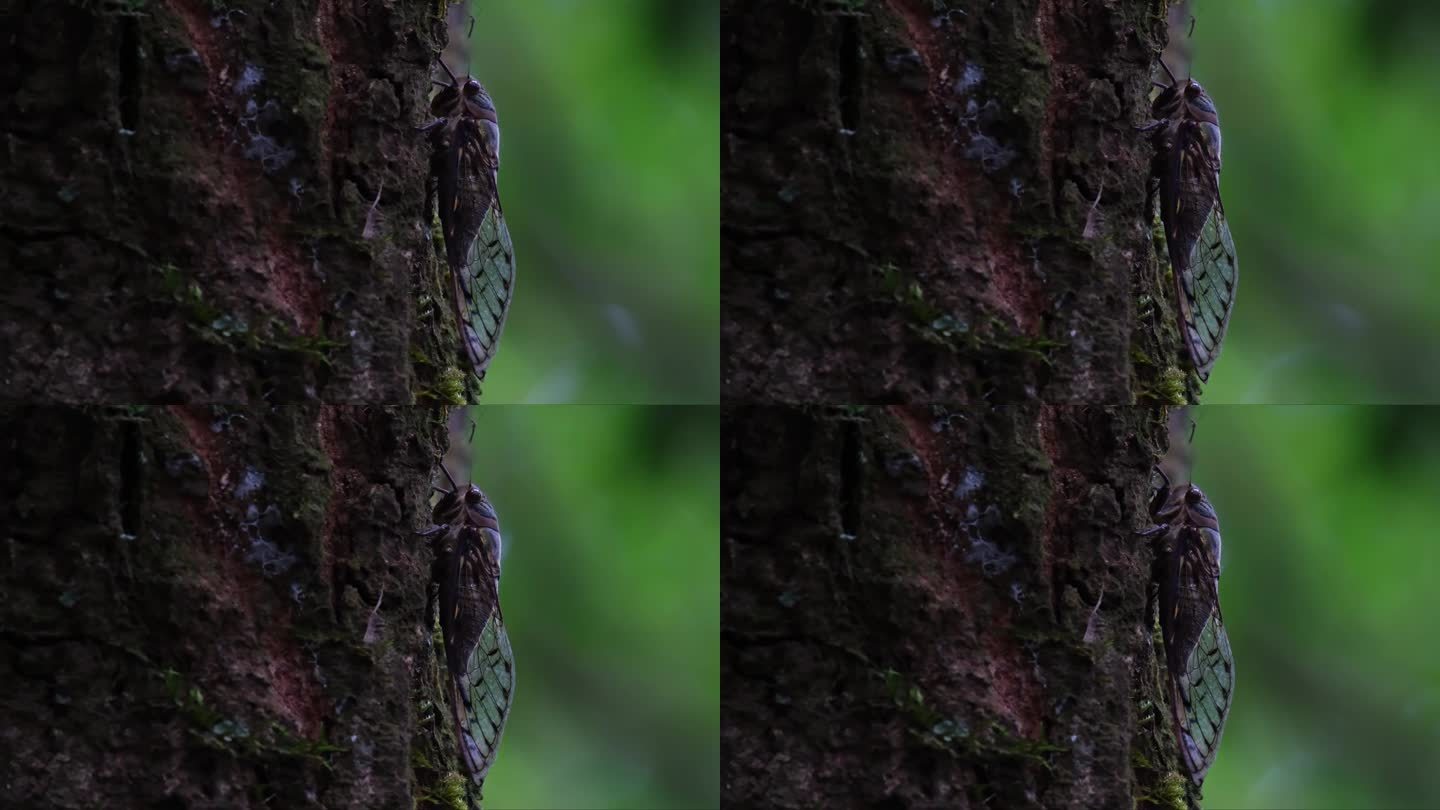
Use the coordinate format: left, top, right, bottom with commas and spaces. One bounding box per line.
1176, 204, 1238, 382
455, 196, 516, 382
452, 610, 515, 787
1173, 609, 1234, 784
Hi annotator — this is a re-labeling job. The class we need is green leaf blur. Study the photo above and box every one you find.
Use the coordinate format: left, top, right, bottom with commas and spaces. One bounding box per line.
464, 405, 718, 809
1190, 406, 1440, 808
1187, 2, 1440, 403
459, 1, 718, 403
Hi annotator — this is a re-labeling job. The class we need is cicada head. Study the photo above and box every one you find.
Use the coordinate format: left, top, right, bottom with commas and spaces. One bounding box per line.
430, 82, 461, 118
1150, 58, 1220, 125
462, 484, 498, 525
1182, 80, 1220, 125
1184, 485, 1222, 567
432, 484, 467, 526
460, 79, 502, 161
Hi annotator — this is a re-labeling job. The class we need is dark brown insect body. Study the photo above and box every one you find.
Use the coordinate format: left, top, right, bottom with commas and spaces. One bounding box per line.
1143, 65, 1238, 383
1142, 469, 1234, 786
421, 474, 515, 796
420, 61, 516, 388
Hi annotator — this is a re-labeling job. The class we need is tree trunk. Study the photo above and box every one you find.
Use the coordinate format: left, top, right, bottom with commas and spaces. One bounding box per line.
0, 0, 462, 403
722, 0, 1183, 405
721, 0, 1203, 804
0, 404, 475, 808
722, 404, 1194, 808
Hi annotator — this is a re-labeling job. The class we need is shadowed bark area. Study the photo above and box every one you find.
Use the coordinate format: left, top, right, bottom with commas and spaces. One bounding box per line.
0, 405, 481, 808
722, 0, 1184, 404
0, 1, 466, 403
722, 405, 1197, 808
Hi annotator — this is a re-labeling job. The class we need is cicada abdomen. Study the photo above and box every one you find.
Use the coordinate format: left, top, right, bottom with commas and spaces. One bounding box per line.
1145, 62, 1238, 384
422, 59, 517, 389
1142, 469, 1234, 786
421, 473, 516, 796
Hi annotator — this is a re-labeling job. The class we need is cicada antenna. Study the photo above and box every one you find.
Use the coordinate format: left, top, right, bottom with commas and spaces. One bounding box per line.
433, 56, 459, 85
1154, 464, 1172, 493
440, 462, 460, 494
1158, 58, 1179, 87
468, 15, 476, 78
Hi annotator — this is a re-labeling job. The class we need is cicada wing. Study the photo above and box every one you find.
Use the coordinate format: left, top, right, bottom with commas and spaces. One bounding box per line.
437, 118, 514, 386
453, 610, 516, 787
454, 195, 516, 382
1169, 609, 1234, 785
1160, 527, 1233, 787
1176, 203, 1237, 382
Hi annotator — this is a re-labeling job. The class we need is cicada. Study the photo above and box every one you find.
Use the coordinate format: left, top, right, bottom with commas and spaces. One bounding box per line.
1141, 467, 1234, 786
420, 59, 517, 389
420, 468, 516, 796
1143, 61, 1238, 384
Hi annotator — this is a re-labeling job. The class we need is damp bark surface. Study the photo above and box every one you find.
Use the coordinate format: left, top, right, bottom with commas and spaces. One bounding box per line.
0, 404, 486, 809
721, 0, 1185, 404
0, 0, 467, 403
721, 405, 1197, 808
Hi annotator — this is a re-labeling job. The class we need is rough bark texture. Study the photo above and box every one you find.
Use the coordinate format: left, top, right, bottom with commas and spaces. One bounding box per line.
0, 0, 466, 404
722, 0, 1183, 404
0, 404, 480, 809
722, 405, 1192, 808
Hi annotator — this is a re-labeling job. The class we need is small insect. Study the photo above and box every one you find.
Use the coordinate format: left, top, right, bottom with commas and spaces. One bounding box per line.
1142, 59, 1238, 384
1141, 466, 1234, 787
420, 57, 517, 391
420, 467, 516, 797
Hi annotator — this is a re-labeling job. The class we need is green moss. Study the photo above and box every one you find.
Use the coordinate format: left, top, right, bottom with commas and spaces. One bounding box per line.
975, 723, 1066, 772
872, 264, 1065, 363
875, 666, 1067, 771
415, 771, 469, 810
158, 668, 345, 767
151, 264, 344, 366
417, 366, 467, 406
977, 319, 1063, 366
1137, 366, 1187, 406
1134, 771, 1189, 810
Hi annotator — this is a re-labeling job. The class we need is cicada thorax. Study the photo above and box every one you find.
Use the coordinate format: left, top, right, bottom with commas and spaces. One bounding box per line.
424, 477, 515, 792
1148, 71, 1238, 385
424, 62, 516, 389
1144, 472, 1234, 787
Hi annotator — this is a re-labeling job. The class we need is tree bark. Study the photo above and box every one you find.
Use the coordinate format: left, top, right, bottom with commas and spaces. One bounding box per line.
0, 404, 476, 808
0, 0, 462, 403
722, 0, 1183, 405
722, 405, 1193, 808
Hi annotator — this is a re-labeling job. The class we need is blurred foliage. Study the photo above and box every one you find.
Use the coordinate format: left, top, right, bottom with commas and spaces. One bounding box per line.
452, 1, 718, 403
1187, 406, 1440, 808
463, 405, 718, 809
1179, 1, 1440, 402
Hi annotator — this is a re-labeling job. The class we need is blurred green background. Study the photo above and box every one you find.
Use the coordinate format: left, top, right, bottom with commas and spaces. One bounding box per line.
452, 1, 718, 403
1188, 406, 1440, 808
461, 405, 718, 809
1183, 1, 1440, 402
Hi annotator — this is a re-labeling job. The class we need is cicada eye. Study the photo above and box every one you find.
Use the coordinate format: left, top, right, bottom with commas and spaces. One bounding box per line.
464, 486, 483, 504
1184, 81, 1202, 98
464, 79, 481, 96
